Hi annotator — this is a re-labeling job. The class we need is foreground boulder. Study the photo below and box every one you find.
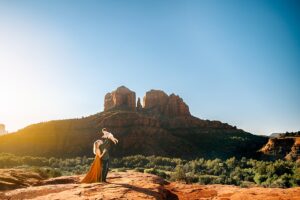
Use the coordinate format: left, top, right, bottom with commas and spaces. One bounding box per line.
1, 169, 300, 200
0, 169, 44, 190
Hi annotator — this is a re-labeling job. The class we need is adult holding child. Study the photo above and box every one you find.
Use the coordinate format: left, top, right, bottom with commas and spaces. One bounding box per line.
81, 128, 118, 183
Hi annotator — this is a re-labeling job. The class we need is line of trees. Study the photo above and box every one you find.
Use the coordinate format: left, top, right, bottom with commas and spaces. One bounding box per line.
0, 153, 299, 188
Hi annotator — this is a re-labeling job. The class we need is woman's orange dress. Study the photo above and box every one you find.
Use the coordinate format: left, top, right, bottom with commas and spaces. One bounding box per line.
81, 155, 102, 183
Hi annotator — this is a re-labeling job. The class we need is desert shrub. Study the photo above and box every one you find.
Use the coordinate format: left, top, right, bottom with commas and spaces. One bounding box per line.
144, 168, 168, 179
170, 165, 186, 182
111, 155, 149, 168
147, 156, 179, 168
0, 156, 22, 167
115, 167, 127, 172
33, 167, 62, 178
185, 172, 198, 183
254, 173, 268, 184
22, 156, 48, 166
240, 181, 255, 188
292, 167, 300, 185
198, 175, 221, 184
268, 173, 293, 188
134, 167, 145, 173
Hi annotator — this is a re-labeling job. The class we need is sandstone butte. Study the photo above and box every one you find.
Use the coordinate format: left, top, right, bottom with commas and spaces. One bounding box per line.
103, 86, 191, 117
0, 169, 300, 200
0, 85, 270, 159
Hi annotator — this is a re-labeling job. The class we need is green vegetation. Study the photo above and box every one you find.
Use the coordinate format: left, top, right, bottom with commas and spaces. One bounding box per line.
0, 153, 299, 188
283, 131, 300, 137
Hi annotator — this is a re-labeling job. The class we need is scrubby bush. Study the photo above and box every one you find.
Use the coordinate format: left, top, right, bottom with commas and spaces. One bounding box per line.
144, 168, 169, 179
170, 165, 186, 182
32, 167, 62, 178
0, 153, 299, 188
134, 167, 145, 173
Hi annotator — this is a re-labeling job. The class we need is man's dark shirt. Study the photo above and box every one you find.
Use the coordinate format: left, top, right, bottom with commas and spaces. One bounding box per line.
99, 138, 111, 160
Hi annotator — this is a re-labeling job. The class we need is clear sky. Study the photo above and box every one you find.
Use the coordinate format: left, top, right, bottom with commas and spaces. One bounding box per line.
0, 0, 299, 135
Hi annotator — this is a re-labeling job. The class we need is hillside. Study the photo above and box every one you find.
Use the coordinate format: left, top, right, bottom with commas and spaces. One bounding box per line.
1, 169, 300, 200
260, 136, 300, 161
0, 86, 268, 159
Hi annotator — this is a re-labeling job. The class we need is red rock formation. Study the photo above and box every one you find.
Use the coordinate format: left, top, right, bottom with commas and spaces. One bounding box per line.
143, 90, 169, 112
165, 181, 300, 200
1, 170, 300, 200
164, 94, 190, 116
260, 137, 300, 161
143, 90, 190, 117
0, 169, 44, 190
104, 86, 136, 111
136, 97, 142, 111
0, 86, 263, 158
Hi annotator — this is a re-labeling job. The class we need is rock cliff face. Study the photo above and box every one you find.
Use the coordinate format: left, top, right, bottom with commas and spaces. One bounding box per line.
143, 90, 190, 117
260, 137, 300, 161
104, 86, 136, 111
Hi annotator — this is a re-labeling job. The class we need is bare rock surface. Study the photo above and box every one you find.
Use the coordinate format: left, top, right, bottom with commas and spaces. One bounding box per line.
104, 86, 136, 111
1, 169, 300, 200
0, 169, 44, 191
143, 90, 190, 117
260, 137, 300, 161
0, 170, 167, 200
165, 182, 300, 200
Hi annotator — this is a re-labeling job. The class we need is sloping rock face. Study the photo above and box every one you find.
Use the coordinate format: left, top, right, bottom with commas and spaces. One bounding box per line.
0, 86, 268, 159
0, 171, 167, 200
0, 169, 44, 190
143, 90, 190, 117
165, 182, 300, 200
260, 137, 300, 161
1, 170, 300, 200
104, 86, 136, 111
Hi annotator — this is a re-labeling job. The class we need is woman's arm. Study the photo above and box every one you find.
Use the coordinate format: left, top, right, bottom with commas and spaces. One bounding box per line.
96, 149, 102, 158
100, 149, 107, 157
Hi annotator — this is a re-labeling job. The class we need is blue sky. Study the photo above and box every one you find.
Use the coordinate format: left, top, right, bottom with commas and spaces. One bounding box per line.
0, 0, 299, 135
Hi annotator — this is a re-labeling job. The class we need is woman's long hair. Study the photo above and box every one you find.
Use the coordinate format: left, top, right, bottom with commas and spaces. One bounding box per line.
93, 140, 102, 155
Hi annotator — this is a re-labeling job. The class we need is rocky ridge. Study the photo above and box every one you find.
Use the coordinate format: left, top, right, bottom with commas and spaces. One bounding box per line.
260, 137, 300, 161
0, 86, 268, 159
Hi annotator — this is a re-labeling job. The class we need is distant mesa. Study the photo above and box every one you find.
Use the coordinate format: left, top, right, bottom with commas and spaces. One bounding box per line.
269, 132, 282, 138
0, 124, 7, 135
261, 131, 300, 161
269, 131, 300, 138
104, 86, 190, 117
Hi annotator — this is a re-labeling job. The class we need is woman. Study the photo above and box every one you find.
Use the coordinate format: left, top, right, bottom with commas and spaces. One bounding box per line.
81, 140, 104, 183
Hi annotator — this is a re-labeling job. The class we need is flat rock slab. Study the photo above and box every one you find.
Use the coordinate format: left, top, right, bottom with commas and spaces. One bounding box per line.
1, 169, 300, 200
0, 171, 166, 200
165, 182, 300, 200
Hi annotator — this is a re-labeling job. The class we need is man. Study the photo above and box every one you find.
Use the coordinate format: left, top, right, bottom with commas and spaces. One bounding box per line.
99, 128, 118, 182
